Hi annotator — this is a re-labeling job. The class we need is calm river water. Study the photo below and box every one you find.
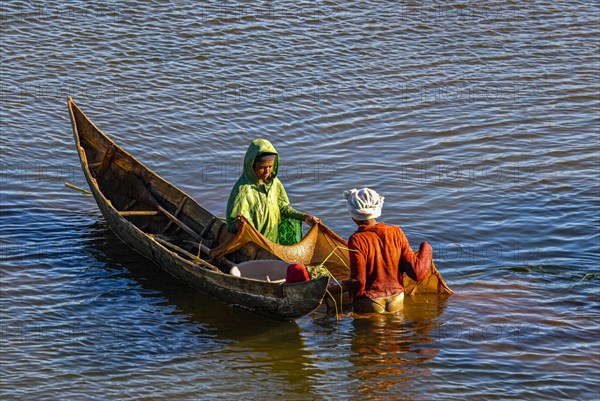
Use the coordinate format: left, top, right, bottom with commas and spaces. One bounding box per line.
1, 1, 599, 400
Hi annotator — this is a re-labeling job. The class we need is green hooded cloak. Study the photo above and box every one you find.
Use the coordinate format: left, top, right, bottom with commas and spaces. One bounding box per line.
226, 139, 305, 244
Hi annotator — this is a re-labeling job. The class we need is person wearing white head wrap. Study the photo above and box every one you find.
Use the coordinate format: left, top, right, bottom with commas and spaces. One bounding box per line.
342, 188, 433, 313
344, 188, 385, 221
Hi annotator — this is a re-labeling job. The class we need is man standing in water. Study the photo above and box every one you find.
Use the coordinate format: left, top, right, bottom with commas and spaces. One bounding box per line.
344, 188, 432, 313
226, 138, 320, 244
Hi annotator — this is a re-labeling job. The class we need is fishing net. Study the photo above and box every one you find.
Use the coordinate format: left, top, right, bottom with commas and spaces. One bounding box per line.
210, 218, 453, 294
211, 218, 350, 277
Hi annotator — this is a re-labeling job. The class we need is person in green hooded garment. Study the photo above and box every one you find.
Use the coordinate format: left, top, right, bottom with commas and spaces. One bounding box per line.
226, 138, 320, 245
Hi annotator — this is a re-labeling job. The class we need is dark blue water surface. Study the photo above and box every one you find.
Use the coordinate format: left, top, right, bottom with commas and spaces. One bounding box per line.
1, 1, 599, 400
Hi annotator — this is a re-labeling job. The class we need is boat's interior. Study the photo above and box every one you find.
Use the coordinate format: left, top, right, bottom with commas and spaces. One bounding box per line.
72, 104, 282, 275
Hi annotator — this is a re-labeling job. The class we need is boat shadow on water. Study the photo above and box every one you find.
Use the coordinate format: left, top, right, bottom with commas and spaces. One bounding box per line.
80, 220, 304, 336
79, 219, 328, 393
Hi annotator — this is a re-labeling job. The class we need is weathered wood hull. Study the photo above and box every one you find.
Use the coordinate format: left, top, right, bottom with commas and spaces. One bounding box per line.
68, 97, 328, 320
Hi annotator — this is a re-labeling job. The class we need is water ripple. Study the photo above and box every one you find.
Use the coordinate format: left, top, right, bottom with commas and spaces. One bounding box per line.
2, 0, 599, 400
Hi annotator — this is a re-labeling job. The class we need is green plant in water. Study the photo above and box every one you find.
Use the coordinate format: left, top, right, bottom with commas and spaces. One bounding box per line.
569, 272, 599, 290
576, 273, 599, 283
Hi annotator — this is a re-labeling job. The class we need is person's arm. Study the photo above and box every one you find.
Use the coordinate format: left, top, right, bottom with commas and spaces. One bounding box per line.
398, 228, 431, 282
277, 181, 319, 224
226, 186, 252, 233
280, 204, 306, 221
348, 237, 367, 299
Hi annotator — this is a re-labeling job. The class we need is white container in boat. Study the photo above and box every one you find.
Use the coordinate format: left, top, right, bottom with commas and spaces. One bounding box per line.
232, 259, 289, 282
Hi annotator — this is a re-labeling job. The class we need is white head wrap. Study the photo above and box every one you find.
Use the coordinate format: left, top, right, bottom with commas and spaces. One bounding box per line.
343, 188, 384, 221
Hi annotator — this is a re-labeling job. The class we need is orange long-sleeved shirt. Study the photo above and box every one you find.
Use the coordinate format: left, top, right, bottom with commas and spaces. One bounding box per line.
348, 222, 432, 300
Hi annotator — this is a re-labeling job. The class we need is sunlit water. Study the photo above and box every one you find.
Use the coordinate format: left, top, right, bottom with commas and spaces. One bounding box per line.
1, 1, 599, 400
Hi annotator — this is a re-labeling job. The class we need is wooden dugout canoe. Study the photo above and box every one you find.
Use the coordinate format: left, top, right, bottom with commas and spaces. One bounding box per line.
67, 97, 330, 321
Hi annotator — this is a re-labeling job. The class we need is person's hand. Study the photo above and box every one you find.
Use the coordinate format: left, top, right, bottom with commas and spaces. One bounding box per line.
304, 214, 320, 226
234, 214, 245, 231
419, 242, 433, 259
328, 279, 357, 295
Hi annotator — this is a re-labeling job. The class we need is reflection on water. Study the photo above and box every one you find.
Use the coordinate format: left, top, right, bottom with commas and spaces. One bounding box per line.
76, 219, 455, 400
349, 297, 448, 400
80, 220, 330, 399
